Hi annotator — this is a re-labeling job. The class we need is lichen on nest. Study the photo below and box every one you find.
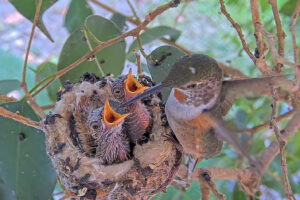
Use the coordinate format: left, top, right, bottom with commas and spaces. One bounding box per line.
43, 72, 183, 200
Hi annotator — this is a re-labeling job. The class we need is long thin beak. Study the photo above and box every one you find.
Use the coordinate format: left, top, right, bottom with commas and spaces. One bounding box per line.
121, 82, 166, 107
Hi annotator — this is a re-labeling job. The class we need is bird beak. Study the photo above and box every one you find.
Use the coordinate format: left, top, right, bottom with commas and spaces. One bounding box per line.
121, 82, 166, 107
103, 100, 129, 126
124, 69, 149, 99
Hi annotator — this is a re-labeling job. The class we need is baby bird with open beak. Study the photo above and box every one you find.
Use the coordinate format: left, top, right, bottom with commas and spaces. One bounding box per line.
111, 69, 151, 144
87, 100, 130, 165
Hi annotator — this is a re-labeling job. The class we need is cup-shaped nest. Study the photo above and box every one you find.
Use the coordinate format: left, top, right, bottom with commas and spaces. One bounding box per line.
43, 73, 183, 200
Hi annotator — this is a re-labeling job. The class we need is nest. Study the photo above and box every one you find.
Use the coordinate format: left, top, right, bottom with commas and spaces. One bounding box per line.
42, 73, 183, 200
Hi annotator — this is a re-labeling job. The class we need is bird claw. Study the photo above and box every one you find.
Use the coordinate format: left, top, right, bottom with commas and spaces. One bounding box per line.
185, 155, 199, 183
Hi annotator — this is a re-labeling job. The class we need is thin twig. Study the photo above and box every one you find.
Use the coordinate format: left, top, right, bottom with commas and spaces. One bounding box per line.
268, 0, 286, 72
219, 0, 256, 64
250, 0, 271, 75
265, 169, 282, 186
136, 33, 149, 59
21, 0, 42, 89
290, 1, 300, 64
217, 62, 249, 80
259, 26, 299, 69
33, 1, 180, 94
160, 38, 193, 54
270, 87, 295, 200
0, 93, 17, 102
174, 1, 188, 27
83, 27, 105, 76
259, 108, 300, 170
41, 104, 55, 110
20, 0, 45, 118
197, 170, 225, 200
238, 132, 255, 169
126, 0, 141, 23
0, 107, 42, 130
32, 78, 56, 98
84, 26, 102, 44
185, 166, 261, 196
133, 50, 142, 75
238, 110, 294, 134
88, 0, 139, 24
200, 180, 210, 200
88, 0, 193, 54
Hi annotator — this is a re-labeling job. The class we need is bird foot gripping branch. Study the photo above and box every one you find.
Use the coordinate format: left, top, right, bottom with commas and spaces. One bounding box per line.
42, 72, 183, 200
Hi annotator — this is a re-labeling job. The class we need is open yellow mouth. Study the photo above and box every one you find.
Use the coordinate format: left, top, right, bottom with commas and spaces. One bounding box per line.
125, 69, 149, 96
103, 100, 129, 125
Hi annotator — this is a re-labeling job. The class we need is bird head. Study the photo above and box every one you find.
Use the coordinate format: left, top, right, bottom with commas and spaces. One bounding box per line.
88, 100, 129, 136
112, 69, 149, 102
122, 54, 223, 107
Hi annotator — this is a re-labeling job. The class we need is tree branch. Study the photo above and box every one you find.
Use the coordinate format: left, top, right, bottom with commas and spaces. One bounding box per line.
290, 1, 300, 64
217, 62, 249, 80
126, 0, 141, 23
0, 93, 17, 102
268, 87, 295, 200
88, 0, 193, 54
34, 1, 180, 95
250, 0, 271, 75
259, 26, 298, 68
20, 0, 45, 118
268, 0, 286, 72
259, 108, 300, 171
238, 110, 294, 134
180, 166, 261, 196
219, 0, 256, 64
0, 107, 42, 130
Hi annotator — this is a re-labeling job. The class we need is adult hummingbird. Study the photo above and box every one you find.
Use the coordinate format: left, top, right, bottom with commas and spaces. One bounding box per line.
122, 54, 257, 164
87, 99, 130, 165
112, 69, 151, 144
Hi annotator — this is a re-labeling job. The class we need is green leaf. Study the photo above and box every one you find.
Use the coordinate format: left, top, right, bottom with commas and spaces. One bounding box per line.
0, 80, 21, 95
0, 101, 57, 200
250, 135, 265, 154
127, 26, 181, 62
0, 49, 36, 89
184, 181, 201, 200
233, 182, 247, 200
141, 63, 151, 77
36, 62, 61, 102
153, 186, 181, 200
147, 45, 185, 100
234, 109, 248, 129
57, 15, 126, 84
8, 0, 58, 42
110, 13, 127, 32
64, 0, 93, 33
280, 0, 298, 17
262, 173, 283, 195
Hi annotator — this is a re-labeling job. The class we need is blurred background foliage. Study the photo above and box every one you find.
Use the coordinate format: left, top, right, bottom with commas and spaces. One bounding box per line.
0, 0, 299, 199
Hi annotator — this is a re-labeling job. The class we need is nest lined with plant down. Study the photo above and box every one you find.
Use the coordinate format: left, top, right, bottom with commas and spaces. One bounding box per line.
42, 73, 183, 200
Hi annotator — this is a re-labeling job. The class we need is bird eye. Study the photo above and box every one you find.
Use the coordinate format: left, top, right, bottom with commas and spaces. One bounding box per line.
186, 84, 196, 89
92, 125, 99, 130
114, 89, 121, 94
90, 122, 99, 130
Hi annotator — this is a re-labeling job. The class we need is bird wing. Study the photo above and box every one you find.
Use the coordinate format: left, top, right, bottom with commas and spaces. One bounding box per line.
219, 75, 295, 116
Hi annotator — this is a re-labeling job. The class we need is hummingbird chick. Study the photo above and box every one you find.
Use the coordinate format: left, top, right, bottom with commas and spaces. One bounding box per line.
87, 100, 130, 165
112, 69, 151, 143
